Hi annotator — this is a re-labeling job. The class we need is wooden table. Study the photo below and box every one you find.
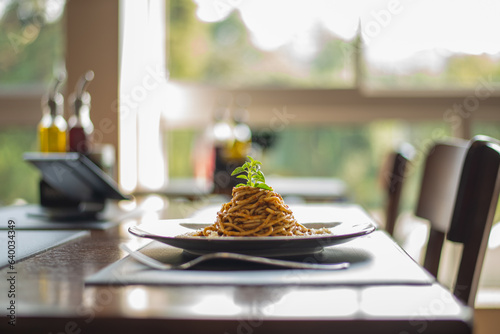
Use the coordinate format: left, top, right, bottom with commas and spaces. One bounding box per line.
0, 197, 472, 334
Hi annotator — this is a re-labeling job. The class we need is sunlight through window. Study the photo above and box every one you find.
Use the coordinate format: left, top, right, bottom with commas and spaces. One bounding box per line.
179, 0, 500, 89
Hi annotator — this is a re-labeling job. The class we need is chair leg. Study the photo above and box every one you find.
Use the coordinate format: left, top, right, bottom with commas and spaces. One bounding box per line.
423, 228, 445, 278
384, 199, 397, 236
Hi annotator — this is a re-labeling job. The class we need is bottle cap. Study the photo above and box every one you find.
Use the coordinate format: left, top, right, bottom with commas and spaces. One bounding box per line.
42, 73, 65, 117
70, 70, 94, 116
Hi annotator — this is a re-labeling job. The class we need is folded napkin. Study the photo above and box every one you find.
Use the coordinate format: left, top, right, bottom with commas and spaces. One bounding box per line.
0, 229, 89, 268
86, 231, 434, 286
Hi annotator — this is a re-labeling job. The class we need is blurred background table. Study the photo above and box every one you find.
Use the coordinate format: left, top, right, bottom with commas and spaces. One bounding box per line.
160, 176, 349, 203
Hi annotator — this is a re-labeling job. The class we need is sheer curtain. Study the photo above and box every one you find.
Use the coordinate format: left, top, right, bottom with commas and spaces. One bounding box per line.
119, 0, 168, 192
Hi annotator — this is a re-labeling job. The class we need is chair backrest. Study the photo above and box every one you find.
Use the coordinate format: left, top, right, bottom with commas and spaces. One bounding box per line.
380, 143, 415, 236
416, 139, 468, 277
447, 136, 500, 306
418, 135, 500, 307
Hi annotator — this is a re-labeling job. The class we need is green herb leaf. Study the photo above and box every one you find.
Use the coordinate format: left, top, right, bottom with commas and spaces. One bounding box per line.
231, 167, 245, 176
255, 171, 265, 182
256, 183, 273, 191
232, 156, 272, 191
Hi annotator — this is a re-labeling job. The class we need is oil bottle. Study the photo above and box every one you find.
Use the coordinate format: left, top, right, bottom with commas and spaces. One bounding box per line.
68, 70, 95, 154
39, 76, 67, 152
212, 107, 235, 194
229, 107, 251, 161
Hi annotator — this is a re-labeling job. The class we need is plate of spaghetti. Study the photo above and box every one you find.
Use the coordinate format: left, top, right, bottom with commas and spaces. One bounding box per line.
129, 157, 376, 256
128, 188, 376, 256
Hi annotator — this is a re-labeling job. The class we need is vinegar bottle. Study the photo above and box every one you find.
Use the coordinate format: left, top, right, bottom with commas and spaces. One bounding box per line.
39, 76, 67, 152
68, 71, 94, 154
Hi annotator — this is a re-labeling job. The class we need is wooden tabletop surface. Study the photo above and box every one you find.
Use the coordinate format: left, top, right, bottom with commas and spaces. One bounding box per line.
0, 196, 473, 334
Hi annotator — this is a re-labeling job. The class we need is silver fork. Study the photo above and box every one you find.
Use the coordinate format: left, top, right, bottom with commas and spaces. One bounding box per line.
119, 244, 349, 270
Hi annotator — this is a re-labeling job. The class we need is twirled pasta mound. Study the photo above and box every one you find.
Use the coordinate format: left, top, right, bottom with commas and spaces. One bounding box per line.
193, 186, 330, 237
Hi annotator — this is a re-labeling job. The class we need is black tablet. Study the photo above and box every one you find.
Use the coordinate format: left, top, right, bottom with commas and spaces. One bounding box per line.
24, 152, 130, 202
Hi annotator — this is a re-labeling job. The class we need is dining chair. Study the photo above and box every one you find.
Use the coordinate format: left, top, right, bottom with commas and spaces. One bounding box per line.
379, 142, 415, 236
418, 135, 500, 307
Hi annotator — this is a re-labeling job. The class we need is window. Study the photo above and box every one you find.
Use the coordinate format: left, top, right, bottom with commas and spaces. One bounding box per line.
168, 0, 356, 88
0, 128, 39, 205
361, 0, 500, 90
159, 0, 500, 211
0, 0, 66, 205
0, 0, 65, 89
169, 0, 500, 91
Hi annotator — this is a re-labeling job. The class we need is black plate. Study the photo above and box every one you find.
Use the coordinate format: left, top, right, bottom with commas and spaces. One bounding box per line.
129, 219, 376, 256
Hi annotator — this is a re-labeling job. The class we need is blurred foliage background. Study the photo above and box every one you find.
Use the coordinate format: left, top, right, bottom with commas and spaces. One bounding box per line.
0, 0, 65, 205
167, 0, 355, 88
0, 0, 65, 87
167, 0, 500, 90
0, 129, 39, 205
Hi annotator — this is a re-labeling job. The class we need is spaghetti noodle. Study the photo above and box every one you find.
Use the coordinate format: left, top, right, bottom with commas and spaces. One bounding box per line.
192, 186, 330, 237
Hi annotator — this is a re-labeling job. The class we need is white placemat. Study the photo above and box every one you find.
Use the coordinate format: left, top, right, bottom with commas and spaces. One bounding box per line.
0, 229, 89, 268
86, 231, 434, 286
0, 204, 132, 230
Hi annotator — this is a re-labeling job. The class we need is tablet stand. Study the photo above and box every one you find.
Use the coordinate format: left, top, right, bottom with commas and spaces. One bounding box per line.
24, 152, 130, 220
38, 179, 106, 220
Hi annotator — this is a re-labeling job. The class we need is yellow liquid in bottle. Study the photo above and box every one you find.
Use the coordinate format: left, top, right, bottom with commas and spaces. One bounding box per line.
39, 118, 67, 153
229, 140, 250, 160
